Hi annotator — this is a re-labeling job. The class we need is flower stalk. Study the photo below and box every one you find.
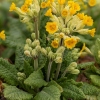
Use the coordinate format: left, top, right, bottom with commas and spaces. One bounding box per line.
34, 57, 38, 70
46, 60, 53, 82
34, 17, 39, 39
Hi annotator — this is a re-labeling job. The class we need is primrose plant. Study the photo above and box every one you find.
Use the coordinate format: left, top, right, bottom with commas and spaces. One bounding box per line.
0, 0, 98, 100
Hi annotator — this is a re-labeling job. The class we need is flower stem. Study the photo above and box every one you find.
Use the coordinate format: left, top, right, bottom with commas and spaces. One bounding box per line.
55, 63, 61, 80
34, 57, 38, 70
46, 60, 53, 82
55, 38, 64, 80
61, 69, 68, 77
34, 17, 39, 39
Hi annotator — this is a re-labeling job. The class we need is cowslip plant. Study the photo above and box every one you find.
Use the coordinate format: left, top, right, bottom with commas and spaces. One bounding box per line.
0, 0, 100, 100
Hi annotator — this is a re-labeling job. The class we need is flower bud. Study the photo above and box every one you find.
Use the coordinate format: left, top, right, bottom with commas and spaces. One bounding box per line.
46, 47, 51, 53
35, 45, 41, 52
24, 44, 30, 50
69, 62, 77, 68
62, 28, 70, 34
54, 57, 62, 63
31, 49, 38, 57
70, 69, 80, 74
77, 29, 88, 35
26, 38, 32, 45
56, 46, 65, 54
31, 33, 36, 40
31, 40, 40, 48
21, 16, 30, 23
48, 51, 55, 60
18, 77, 24, 81
51, 6, 57, 14
85, 47, 92, 55
41, 48, 47, 55
24, 50, 31, 57
17, 72, 26, 79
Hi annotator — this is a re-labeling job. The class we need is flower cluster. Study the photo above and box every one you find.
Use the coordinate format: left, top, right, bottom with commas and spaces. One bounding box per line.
9, 0, 96, 74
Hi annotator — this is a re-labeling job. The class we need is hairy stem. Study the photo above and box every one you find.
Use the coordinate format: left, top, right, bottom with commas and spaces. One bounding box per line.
55, 38, 63, 80
46, 60, 53, 82
34, 18, 39, 39
61, 69, 68, 77
55, 63, 61, 80
34, 57, 38, 70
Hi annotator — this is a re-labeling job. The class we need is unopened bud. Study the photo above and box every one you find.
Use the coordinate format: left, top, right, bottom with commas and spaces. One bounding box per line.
56, 46, 65, 54
24, 50, 31, 57
54, 57, 62, 63
70, 69, 80, 74
31, 33, 36, 40
69, 62, 77, 68
24, 44, 30, 50
41, 48, 47, 55
17, 72, 26, 79
48, 51, 55, 60
46, 47, 51, 53
62, 28, 70, 34
32, 40, 40, 48
26, 39, 32, 45
18, 77, 24, 81
35, 45, 41, 52
31, 49, 38, 57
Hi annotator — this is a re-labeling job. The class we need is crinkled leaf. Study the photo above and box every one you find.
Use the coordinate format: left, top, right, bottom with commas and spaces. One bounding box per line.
4, 86, 33, 100
90, 75, 100, 87
24, 70, 47, 89
0, 58, 18, 85
60, 82, 86, 100
34, 85, 61, 100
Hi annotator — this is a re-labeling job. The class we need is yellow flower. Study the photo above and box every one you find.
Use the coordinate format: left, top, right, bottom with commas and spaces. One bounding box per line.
88, 0, 96, 6
9, 2, 16, 11
41, 2, 47, 8
68, 1, 75, 7
69, 8, 76, 15
88, 28, 96, 37
25, 0, 33, 6
61, 9, 68, 17
21, 4, 29, 12
45, 22, 58, 34
45, 8, 52, 16
0, 30, 5, 40
72, 3, 80, 11
77, 13, 85, 20
51, 40, 59, 48
58, 0, 65, 5
64, 37, 77, 49
83, 15, 93, 26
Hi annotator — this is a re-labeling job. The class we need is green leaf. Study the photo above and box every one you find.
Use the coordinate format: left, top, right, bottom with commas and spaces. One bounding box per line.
93, 38, 100, 64
60, 82, 86, 100
5, 17, 27, 47
97, 93, 100, 100
0, 58, 18, 85
77, 62, 95, 69
23, 61, 34, 77
90, 75, 100, 87
34, 85, 61, 100
48, 80, 63, 93
24, 70, 47, 89
15, 46, 30, 71
38, 54, 47, 69
4, 86, 33, 100
80, 83, 100, 95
